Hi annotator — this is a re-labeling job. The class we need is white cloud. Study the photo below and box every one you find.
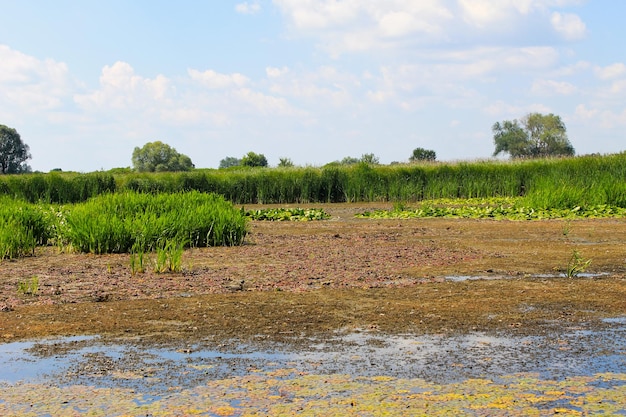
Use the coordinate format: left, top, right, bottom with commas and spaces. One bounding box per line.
574, 104, 598, 120
458, 0, 534, 28
75, 61, 171, 110
574, 104, 626, 129
594, 63, 626, 80
274, 1, 587, 56
266, 65, 359, 108
188, 68, 250, 89
0, 44, 72, 113
550, 12, 587, 40
531, 79, 577, 95
484, 100, 552, 118
266, 66, 290, 78
235, 1, 261, 15
273, 0, 453, 55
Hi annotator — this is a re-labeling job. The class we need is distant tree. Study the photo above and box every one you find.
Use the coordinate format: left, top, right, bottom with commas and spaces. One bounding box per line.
132, 141, 194, 172
339, 156, 360, 165
0, 124, 32, 174
219, 156, 241, 169
409, 147, 437, 162
493, 113, 575, 159
278, 157, 294, 168
241, 151, 268, 167
360, 153, 380, 165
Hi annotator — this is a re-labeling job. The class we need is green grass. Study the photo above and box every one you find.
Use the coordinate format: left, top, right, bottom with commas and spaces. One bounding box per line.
0, 197, 51, 260
63, 191, 248, 254
1, 153, 625, 207
0, 192, 248, 259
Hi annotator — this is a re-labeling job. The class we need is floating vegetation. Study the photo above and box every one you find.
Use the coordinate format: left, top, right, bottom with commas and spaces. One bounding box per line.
244, 207, 330, 221
356, 197, 626, 220
1, 371, 625, 415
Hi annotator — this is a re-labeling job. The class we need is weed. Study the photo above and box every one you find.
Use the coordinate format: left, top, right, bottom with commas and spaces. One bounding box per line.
565, 250, 592, 278
562, 221, 572, 236
153, 239, 185, 273
129, 245, 146, 275
17, 276, 39, 295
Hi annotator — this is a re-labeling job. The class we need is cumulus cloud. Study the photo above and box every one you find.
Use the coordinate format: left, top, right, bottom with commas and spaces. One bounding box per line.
484, 100, 552, 118
235, 1, 261, 15
74, 61, 171, 110
550, 12, 587, 40
273, 0, 453, 55
0, 44, 72, 112
594, 63, 626, 80
188, 69, 249, 89
274, 1, 587, 56
531, 79, 577, 95
266, 65, 359, 108
266, 66, 290, 78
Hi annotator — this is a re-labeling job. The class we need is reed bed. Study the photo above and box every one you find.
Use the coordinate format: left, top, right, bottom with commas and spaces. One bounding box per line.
0, 153, 624, 207
0, 197, 51, 260
0, 192, 248, 259
62, 191, 248, 254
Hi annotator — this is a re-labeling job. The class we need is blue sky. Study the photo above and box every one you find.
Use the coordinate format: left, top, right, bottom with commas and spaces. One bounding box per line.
1, 0, 624, 172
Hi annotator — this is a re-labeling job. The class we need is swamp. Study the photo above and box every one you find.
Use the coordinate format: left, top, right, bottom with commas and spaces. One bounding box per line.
1, 203, 625, 415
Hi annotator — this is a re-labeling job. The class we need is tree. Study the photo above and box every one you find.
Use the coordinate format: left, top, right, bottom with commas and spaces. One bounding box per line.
240, 151, 268, 167
492, 113, 575, 159
359, 153, 380, 165
219, 156, 241, 169
409, 147, 437, 162
132, 141, 194, 172
277, 157, 294, 168
339, 156, 360, 165
0, 124, 32, 174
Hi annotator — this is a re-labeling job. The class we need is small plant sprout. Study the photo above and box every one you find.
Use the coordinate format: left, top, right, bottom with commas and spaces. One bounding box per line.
153, 239, 185, 273
17, 276, 39, 295
565, 249, 592, 278
129, 244, 146, 275
562, 221, 571, 237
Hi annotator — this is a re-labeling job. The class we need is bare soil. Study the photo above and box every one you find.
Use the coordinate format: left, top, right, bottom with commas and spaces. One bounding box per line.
1, 203, 625, 346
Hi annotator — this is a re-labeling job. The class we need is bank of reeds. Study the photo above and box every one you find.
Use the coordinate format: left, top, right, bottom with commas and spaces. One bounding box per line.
0, 197, 51, 260
0, 153, 624, 207
0, 192, 248, 259
63, 191, 248, 254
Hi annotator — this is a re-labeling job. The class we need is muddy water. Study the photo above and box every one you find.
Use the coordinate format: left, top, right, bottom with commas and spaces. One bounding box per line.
1, 317, 624, 392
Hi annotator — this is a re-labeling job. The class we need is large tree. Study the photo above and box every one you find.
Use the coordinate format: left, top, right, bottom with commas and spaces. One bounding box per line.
492, 113, 575, 159
240, 151, 268, 167
409, 147, 437, 162
0, 124, 31, 174
132, 141, 194, 172
219, 156, 241, 169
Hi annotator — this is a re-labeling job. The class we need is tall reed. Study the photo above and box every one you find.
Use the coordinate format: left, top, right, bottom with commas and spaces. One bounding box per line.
1, 152, 624, 207
0, 197, 50, 260
63, 191, 248, 254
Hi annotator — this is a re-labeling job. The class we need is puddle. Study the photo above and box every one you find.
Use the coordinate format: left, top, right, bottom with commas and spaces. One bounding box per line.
446, 272, 610, 281
1, 318, 624, 393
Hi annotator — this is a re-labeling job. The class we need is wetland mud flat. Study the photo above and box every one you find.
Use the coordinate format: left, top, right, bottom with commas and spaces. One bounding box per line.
1, 207, 625, 414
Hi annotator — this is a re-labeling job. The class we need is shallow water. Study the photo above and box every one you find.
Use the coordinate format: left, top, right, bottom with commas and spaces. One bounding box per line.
1, 318, 624, 392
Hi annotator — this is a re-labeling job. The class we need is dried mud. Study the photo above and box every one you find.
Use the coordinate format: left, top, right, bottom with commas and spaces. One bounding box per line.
1, 203, 624, 347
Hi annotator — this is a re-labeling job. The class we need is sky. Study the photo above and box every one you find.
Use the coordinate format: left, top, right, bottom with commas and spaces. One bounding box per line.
1, 0, 625, 172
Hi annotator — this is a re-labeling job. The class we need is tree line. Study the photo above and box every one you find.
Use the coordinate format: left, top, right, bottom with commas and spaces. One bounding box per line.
1, 112, 576, 174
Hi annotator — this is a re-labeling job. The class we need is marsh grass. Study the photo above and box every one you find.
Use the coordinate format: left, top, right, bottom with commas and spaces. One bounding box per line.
63, 191, 248, 254
1, 153, 624, 207
0, 197, 50, 260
